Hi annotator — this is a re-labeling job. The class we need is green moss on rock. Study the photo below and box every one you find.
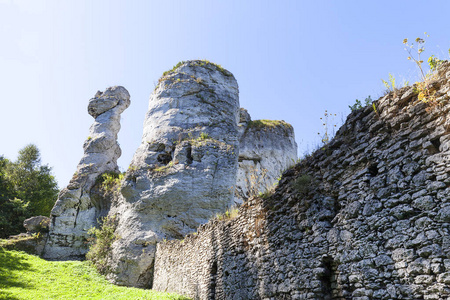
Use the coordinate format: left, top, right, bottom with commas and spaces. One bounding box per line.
162, 60, 232, 78
247, 119, 293, 131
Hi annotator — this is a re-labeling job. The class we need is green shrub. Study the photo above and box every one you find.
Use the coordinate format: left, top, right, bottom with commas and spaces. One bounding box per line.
0, 145, 58, 238
86, 215, 119, 274
293, 174, 312, 196
98, 172, 124, 193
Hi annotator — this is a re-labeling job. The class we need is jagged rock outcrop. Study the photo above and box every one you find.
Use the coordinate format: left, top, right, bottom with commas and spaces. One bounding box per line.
44, 86, 130, 259
235, 109, 297, 204
43, 60, 298, 289
153, 62, 450, 299
105, 61, 241, 287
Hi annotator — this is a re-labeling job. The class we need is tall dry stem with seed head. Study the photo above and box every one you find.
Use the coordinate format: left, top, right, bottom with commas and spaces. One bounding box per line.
403, 33, 438, 106
318, 110, 337, 145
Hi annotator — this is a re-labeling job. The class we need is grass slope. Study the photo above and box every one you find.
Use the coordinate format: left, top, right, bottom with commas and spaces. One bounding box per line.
0, 248, 189, 300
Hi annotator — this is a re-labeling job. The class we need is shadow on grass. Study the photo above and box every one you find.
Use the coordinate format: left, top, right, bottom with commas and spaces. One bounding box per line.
0, 248, 35, 300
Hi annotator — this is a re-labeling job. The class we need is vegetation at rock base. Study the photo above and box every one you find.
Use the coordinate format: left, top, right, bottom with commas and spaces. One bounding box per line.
0, 248, 189, 300
0, 144, 58, 238
86, 215, 119, 274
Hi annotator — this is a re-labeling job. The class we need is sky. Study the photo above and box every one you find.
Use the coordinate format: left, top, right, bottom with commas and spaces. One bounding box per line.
1, 0, 449, 188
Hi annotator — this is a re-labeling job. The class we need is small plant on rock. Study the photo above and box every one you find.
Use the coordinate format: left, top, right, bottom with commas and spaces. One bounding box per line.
245, 167, 275, 198
349, 96, 373, 112
382, 73, 398, 95
215, 206, 239, 221
293, 174, 312, 196
153, 161, 174, 173
199, 132, 209, 140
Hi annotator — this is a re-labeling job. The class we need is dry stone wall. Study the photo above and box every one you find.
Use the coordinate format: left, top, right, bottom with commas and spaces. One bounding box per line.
153, 62, 450, 299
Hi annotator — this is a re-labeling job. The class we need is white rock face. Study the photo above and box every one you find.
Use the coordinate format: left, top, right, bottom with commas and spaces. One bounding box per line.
106, 61, 240, 287
235, 109, 297, 203
43, 86, 130, 259
43, 61, 298, 290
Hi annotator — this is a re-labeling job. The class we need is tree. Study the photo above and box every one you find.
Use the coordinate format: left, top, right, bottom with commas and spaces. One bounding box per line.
0, 156, 29, 238
0, 145, 59, 238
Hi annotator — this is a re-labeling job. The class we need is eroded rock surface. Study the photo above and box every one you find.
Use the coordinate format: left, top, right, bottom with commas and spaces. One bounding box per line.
235, 108, 297, 203
43, 61, 299, 291
43, 86, 130, 259
105, 61, 240, 287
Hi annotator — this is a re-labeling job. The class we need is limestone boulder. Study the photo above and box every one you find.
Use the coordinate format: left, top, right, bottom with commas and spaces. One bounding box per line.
23, 216, 50, 233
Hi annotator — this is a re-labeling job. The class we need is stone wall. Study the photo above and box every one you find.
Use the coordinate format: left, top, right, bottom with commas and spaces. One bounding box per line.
153, 62, 450, 299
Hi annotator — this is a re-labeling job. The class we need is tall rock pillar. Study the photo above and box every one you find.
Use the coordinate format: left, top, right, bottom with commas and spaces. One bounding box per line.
106, 61, 240, 287
44, 86, 130, 259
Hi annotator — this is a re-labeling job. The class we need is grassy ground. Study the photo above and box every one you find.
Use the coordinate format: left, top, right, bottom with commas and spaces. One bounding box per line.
0, 248, 189, 300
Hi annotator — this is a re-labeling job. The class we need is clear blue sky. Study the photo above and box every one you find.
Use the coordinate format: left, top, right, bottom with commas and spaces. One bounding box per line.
1, 0, 449, 187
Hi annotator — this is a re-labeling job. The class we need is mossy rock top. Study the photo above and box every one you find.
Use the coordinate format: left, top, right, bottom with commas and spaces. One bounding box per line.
246, 119, 293, 131
162, 60, 233, 78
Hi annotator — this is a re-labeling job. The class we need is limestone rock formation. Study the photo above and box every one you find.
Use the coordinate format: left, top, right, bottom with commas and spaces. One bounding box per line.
235, 109, 297, 203
43, 60, 298, 290
44, 86, 130, 259
103, 61, 240, 287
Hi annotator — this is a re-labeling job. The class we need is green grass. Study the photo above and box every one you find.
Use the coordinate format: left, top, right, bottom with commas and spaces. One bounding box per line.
0, 248, 189, 300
